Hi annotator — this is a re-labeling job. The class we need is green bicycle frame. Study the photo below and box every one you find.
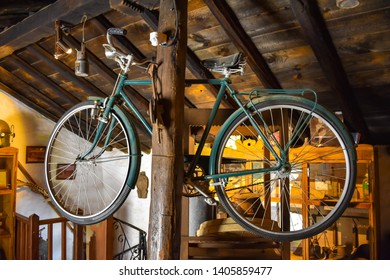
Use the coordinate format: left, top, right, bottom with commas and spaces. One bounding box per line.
85, 72, 318, 183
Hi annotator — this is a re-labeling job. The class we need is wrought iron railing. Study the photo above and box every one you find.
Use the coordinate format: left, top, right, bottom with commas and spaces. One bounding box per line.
112, 217, 147, 260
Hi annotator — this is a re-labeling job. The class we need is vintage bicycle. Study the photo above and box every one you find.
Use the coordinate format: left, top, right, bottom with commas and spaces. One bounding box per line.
44, 28, 357, 242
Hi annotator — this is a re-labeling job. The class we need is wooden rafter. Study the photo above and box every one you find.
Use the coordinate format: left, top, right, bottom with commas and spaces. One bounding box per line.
8, 54, 81, 106
290, 0, 370, 142
0, 0, 111, 59
204, 0, 282, 89
27, 43, 107, 100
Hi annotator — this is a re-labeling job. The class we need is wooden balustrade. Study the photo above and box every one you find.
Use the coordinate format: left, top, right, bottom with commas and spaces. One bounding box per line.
15, 213, 84, 260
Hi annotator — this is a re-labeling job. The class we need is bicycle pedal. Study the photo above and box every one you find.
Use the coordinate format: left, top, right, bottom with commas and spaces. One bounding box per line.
204, 197, 217, 206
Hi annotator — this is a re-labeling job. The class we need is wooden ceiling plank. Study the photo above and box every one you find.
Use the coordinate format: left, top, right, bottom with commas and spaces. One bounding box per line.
7, 54, 81, 105
0, 0, 111, 59
203, 0, 282, 89
0, 66, 67, 118
27, 43, 107, 100
0, 81, 58, 122
290, 0, 370, 142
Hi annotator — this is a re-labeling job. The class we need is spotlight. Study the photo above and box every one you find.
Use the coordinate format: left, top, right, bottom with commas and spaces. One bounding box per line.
54, 20, 72, 59
57, 40, 72, 54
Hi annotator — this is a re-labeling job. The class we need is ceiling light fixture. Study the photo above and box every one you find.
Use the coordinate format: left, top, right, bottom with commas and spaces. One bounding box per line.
75, 15, 89, 77
54, 20, 72, 59
336, 0, 360, 9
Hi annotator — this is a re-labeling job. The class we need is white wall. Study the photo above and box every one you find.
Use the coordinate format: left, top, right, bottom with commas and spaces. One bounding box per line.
1, 90, 151, 258
0, 90, 55, 188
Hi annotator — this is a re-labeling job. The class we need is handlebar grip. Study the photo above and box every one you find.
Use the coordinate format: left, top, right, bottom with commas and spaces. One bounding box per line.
107, 28, 127, 36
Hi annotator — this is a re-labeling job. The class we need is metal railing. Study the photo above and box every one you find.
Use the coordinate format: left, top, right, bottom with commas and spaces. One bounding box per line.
112, 217, 147, 260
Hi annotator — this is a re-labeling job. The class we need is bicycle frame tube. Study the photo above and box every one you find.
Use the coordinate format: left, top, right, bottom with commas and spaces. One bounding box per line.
184, 79, 283, 180
184, 78, 231, 176
83, 74, 284, 181
80, 74, 129, 160
122, 77, 283, 181
122, 79, 153, 135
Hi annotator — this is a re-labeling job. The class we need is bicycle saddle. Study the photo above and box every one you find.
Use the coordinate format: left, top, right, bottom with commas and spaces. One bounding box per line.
202, 53, 244, 70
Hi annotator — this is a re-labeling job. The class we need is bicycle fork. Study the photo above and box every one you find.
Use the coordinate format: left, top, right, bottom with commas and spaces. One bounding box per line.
77, 97, 116, 161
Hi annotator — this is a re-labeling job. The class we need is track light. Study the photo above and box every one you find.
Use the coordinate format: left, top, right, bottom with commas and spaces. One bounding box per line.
75, 15, 89, 77
54, 20, 72, 59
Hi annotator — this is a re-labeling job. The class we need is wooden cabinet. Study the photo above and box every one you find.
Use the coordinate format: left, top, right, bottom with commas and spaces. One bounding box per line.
0, 147, 18, 260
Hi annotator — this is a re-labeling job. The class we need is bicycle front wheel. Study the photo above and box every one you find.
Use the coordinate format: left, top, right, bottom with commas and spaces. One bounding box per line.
210, 95, 356, 242
45, 101, 141, 225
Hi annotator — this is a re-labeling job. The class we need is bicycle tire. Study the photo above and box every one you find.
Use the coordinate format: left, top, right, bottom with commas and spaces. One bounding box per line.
210, 95, 356, 242
44, 101, 141, 225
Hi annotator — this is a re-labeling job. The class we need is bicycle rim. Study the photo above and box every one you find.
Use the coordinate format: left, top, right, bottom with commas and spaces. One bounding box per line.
45, 102, 140, 224
211, 96, 356, 242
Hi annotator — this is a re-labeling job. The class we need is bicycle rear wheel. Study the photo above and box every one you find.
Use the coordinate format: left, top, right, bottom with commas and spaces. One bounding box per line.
210, 95, 356, 242
45, 101, 141, 225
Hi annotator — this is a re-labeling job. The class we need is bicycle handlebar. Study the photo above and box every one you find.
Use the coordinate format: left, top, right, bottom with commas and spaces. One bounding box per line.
107, 27, 127, 36
104, 27, 152, 71
106, 27, 127, 46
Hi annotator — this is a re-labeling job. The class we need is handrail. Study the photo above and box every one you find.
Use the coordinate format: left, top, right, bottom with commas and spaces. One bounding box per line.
112, 217, 147, 260
15, 213, 84, 260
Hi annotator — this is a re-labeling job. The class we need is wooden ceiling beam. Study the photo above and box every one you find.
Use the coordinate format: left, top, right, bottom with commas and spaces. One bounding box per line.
290, 0, 370, 142
203, 0, 282, 89
0, 0, 111, 59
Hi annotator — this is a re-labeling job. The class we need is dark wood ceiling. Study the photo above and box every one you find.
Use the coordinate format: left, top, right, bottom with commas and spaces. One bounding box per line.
0, 0, 389, 149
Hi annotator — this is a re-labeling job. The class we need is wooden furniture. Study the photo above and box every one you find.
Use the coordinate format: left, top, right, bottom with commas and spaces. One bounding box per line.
297, 144, 377, 260
0, 147, 18, 260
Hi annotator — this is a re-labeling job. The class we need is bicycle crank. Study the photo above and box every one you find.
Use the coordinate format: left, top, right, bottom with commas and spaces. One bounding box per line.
183, 177, 217, 206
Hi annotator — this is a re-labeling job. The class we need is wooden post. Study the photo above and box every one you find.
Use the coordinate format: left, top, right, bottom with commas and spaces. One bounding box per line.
90, 216, 114, 260
148, 0, 187, 260
27, 214, 39, 260
73, 223, 84, 260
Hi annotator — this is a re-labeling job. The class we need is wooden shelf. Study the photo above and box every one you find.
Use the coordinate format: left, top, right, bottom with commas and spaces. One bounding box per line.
0, 189, 12, 195
298, 144, 377, 260
0, 147, 18, 260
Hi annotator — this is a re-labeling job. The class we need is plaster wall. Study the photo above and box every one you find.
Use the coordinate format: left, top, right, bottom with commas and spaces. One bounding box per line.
1, 90, 152, 258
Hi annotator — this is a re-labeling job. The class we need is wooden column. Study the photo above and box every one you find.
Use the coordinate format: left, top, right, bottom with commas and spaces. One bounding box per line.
89, 216, 114, 260
148, 0, 187, 260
